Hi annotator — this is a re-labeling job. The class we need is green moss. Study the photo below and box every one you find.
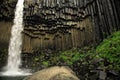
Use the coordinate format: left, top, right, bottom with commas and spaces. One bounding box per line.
42, 61, 49, 67
96, 31, 120, 70
30, 31, 120, 79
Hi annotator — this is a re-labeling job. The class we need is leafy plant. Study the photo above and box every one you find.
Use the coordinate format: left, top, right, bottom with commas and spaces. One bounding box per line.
25, 31, 120, 79
42, 61, 49, 67
96, 31, 120, 70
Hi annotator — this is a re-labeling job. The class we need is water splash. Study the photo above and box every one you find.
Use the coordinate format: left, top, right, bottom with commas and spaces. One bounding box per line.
1, 0, 31, 76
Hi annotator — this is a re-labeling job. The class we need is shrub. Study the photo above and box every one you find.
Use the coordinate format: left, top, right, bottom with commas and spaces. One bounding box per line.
27, 31, 120, 79
96, 31, 120, 70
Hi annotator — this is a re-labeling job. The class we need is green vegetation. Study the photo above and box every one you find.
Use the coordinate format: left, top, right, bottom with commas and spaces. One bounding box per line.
59, 47, 96, 69
1, 31, 120, 79
30, 31, 120, 79
96, 31, 120, 70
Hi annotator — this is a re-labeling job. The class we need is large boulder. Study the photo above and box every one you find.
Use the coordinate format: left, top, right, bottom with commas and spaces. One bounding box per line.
24, 66, 80, 80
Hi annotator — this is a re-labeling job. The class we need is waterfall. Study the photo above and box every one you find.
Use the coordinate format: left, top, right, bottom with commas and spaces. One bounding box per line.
7, 0, 24, 71
1, 0, 31, 76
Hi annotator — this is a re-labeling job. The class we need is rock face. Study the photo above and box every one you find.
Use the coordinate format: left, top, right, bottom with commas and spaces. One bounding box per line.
24, 66, 79, 80
0, 0, 120, 53
0, 21, 12, 49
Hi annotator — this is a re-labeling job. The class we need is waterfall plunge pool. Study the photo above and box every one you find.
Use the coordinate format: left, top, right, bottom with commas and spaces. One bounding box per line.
0, 70, 32, 80
0, 76, 26, 80
0, 69, 32, 80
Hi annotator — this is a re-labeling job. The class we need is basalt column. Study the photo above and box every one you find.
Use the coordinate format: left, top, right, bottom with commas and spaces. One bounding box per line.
23, 0, 96, 53
0, 0, 120, 53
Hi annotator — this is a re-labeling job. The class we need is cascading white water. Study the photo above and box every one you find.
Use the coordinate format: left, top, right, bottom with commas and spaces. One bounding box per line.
1, 0, 31, 76
7, 0, 24, 71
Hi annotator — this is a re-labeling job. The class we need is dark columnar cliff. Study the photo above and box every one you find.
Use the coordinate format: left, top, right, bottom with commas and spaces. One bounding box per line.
0, 0, 120, 53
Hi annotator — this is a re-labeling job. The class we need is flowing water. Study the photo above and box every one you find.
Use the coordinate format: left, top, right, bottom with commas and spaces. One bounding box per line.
0, 0, 31, 77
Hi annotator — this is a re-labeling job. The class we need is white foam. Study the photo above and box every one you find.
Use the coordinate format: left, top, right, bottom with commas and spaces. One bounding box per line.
0, 70, 32, 76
